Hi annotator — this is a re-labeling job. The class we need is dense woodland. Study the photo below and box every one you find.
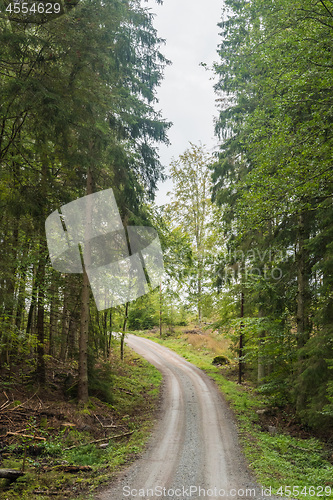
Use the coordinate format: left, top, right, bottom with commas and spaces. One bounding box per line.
0, 0, 170, 401
210, 0, 333, 432
0, 0, 332, 438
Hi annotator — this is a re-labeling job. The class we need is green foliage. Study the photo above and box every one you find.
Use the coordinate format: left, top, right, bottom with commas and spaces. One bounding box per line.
66, 443, 107, 466
165, 143, 224, 322
212, 355, 230, 365
128, 292, 159, 330
293, 331, 333, 429
211, 0, 333, 431
88, 360, 114, 404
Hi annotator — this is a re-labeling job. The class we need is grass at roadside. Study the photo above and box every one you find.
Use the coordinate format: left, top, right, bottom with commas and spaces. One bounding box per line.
0, 347, 162, 500
135, 330, 333, 500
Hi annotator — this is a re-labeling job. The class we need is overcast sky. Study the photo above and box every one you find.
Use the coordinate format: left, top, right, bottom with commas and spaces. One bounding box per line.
143, 0, 223, 205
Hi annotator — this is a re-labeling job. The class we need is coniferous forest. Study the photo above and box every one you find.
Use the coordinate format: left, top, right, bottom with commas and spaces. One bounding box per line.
0, 0, 332, 498
211, 0, 333, 431
0, 0, 170, 397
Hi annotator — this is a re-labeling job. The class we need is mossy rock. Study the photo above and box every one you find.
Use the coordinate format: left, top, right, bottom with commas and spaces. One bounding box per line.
212, 355, 230, 366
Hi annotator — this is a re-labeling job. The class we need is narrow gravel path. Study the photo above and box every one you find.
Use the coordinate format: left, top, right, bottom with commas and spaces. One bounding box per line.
96, 335, 272, 500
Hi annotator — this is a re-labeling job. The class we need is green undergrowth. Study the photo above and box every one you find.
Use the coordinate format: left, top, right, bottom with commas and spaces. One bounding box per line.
137, 331, 333, 500
0, 347, 162, 500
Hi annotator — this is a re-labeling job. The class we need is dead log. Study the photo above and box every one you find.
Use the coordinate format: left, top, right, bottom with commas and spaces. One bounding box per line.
55, 465, 92, 473
0, 469, 24, 480
33, 491, 59, 496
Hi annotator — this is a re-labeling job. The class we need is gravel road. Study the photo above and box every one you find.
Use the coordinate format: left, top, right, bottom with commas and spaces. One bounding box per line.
96, 334, 273, 500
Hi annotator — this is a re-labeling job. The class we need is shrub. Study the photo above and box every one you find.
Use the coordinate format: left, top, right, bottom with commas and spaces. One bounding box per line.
212, 355, 230, 365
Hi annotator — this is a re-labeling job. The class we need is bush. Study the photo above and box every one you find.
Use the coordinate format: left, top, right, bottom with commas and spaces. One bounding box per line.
212, 355, 230, 365
88, 361, 114, 404
128, 295, 159, 330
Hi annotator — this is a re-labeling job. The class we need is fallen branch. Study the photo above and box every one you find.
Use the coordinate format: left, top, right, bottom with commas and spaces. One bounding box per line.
33, 492, 59, 496
0, 392, 10, 411
93, 414, 117, 428
116, 387, 134, 396
4, 428, 28, 436
7, 391, 39, 412
64, 437, 110, 451
64, 431, 134, 451
0, 431, 46, 441
112, 430, 134, 439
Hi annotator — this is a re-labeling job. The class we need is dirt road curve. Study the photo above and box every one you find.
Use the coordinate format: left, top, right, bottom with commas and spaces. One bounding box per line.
96, 335, 271, 500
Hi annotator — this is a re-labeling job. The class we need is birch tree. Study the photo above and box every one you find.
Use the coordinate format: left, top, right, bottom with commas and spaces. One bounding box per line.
167, 143, 217, 324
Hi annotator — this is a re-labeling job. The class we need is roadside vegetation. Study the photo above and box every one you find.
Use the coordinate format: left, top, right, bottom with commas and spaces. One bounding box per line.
137, 327, 333, 500
0, 346, 161, 500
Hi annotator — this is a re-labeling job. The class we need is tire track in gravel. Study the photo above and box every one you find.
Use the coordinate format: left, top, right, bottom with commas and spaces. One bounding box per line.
96, 334, 273, 500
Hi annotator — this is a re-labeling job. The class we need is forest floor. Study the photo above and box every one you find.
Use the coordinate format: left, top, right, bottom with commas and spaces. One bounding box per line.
0, 348, 162, 500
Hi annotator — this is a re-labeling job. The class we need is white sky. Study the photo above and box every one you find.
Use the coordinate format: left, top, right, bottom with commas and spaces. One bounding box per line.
143, 0, 223, 206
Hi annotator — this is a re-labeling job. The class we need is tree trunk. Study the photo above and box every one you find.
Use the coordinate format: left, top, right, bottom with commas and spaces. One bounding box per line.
296, 211, 311, 349
295, 210, 311, 410
1, 223, 19, 367
238, 291, 244, 385
35, 152, 48, 383
60, 281, 70, 361
15, 265, 27, 332
159, 283, 162, 337
198, 277, 202, 326
68, 310, 78, 359
103, 311, 108, 357
78, 168, 93, 403
121, 302, 129, 361
26, 265, 38, 335
36, 238, 46, 384
49, 283, 58, 357
197, 256, 202, 326
4, 223, 19, 319
78, 269, 90, 402
257, 307, 266, 385
107, 308, 112, 355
